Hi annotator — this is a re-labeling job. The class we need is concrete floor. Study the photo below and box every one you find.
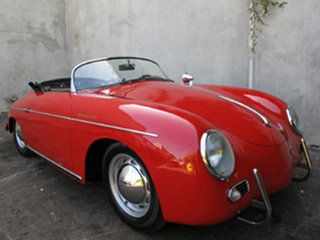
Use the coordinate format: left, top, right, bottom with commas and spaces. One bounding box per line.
0, 113, 319, 240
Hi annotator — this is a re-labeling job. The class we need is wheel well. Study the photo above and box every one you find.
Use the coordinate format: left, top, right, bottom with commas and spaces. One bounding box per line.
85, 139, 117, 182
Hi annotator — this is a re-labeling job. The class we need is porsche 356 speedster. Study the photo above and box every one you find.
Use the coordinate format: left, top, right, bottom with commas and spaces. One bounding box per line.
4, 57, 312, 232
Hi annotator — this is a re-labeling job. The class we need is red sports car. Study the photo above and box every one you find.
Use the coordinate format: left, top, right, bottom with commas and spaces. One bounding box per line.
4, 57, 312, 232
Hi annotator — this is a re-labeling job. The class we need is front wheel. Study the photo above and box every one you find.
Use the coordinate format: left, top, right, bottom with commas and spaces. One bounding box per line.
13, 119, 34, 157
103, 143, 165, 232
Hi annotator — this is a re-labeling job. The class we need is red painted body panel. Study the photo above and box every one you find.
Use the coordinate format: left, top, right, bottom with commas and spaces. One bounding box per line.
6, 78, 304, 225
10, 91, 73, 169
100, 82, 285, 146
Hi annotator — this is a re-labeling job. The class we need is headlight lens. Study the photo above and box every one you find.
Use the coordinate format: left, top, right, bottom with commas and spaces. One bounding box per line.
200, 130, 235, 180
286, 106, 303, 136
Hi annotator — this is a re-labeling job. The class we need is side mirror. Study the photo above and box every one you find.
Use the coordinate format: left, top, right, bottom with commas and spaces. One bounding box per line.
182, 73, 194, 86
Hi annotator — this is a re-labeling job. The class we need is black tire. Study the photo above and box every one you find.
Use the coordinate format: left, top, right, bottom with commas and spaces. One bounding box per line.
103, 143, 165, 232
13, 119, 34, 157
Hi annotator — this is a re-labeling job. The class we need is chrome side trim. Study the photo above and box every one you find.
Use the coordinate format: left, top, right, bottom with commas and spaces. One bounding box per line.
27, 146, 82, 181
10, 107, 158, 138
218, 95, 271, 127
26, 109, 70, 120
238, 168, 272, 225
12, 107, 29, 112
293, 138, 313, 182
69, 117, 158, 138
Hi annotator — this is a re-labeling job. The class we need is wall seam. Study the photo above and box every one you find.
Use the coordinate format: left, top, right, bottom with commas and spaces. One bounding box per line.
64, 0, 71, 72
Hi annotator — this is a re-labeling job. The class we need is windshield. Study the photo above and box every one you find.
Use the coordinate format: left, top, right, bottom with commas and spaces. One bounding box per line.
72, 57, 169, 91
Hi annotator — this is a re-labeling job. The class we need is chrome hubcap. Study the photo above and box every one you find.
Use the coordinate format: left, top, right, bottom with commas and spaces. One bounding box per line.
15, 122, 25, 149
109, 153, 151, 218
118, 165, 146, 204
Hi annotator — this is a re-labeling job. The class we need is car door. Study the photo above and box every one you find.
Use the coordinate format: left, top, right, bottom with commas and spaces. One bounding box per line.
25, 90, 73, 170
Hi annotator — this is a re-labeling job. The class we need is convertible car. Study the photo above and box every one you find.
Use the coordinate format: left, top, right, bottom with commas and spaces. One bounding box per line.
4, 57, 312, 232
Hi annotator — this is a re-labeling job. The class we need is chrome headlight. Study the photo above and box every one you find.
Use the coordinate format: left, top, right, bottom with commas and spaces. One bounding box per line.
286, 106, 303, 136
200, 130, 235, 180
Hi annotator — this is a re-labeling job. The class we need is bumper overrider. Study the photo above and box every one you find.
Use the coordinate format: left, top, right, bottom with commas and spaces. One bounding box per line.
228, 138, 312, 225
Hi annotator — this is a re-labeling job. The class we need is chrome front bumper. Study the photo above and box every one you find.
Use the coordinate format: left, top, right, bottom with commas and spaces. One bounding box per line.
293, 138, 313, 181
235, 138, 312, 225
237, 168, 272, 225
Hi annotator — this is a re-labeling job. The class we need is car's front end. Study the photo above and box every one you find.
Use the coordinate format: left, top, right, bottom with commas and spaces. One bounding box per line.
144, 115, 311, 226
144, 83, 312, 226
199, 126, 311, 225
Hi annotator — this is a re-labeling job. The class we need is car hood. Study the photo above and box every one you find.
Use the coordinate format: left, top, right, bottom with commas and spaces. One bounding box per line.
96, 81, 284, 146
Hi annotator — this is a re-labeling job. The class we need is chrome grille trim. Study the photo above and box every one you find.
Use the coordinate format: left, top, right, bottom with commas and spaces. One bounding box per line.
234, 180, 250, 196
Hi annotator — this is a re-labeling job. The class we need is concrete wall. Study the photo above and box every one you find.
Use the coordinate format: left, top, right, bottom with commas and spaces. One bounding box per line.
254, 1, 320, 144
66, 0, 249, 87
0, 0, 69, 113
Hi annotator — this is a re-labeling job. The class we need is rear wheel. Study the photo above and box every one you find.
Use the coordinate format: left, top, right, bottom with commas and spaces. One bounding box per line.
13, 120, 34, 157
103, 143, 165, 232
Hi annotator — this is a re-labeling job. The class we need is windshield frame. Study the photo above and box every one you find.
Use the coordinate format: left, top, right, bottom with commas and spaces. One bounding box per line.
70, 56, 170, 93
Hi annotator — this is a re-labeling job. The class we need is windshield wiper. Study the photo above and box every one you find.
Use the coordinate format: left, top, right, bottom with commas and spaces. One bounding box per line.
122, 75, 174, 84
